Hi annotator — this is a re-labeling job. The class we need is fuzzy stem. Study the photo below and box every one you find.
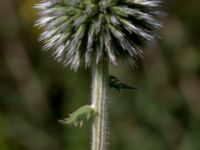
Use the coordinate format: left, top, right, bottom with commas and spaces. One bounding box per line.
91, 57, 108, 150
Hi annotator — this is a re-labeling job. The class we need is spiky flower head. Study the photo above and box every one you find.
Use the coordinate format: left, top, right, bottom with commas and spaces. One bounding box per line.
35, 0, 163, 70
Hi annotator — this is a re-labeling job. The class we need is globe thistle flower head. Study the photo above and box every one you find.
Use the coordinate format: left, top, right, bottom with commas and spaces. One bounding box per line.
35, 0, 163, 71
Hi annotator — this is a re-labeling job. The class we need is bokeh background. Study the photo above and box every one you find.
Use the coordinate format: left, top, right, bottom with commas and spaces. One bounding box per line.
0, 0, 200, 150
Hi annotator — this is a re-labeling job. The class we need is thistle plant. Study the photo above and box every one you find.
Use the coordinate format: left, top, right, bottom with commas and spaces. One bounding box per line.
35, 0, 164, 150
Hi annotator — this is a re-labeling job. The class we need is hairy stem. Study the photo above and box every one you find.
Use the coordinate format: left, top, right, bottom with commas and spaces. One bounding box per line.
91, 57, 108, 150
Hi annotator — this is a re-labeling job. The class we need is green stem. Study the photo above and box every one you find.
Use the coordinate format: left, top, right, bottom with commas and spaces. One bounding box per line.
91, 57, 108, 150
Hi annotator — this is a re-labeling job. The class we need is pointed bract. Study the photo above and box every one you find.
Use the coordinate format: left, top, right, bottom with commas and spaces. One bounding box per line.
59, 105, 96, 127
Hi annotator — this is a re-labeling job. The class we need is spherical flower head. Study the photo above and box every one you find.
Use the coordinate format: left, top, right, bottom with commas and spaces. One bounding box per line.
35, 0, 163, 71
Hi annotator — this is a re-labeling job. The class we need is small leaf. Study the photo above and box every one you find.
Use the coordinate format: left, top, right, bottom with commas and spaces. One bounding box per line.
109, 75, 137, 92
59, 105, 96, 127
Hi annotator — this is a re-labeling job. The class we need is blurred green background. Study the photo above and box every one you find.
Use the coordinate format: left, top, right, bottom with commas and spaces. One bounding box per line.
0, 0, 200, 150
